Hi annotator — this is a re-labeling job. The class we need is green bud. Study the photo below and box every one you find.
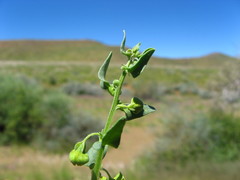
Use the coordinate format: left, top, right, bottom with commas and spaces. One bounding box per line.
132, 43, 141, 53
126, 49, 131, 53
69, 149, 89, 166
129, 97, 143, 114
121, 50, 131, 58
108, 85, 115, 96
113, 79, 120, 87
74, 141, 86, 152
128, 48, 155, 78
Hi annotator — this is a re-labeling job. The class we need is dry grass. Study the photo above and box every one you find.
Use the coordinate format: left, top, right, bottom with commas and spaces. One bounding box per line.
0, 146, 89, 180
0, 124, 156, 180
126, 160, 240, 180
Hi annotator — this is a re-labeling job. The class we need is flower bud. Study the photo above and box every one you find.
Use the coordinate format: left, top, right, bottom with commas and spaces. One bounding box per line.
132, 43, 141, 53
108, 85, 115, 96
69, 149, 89, 166
113, 79, 120, 87
125, 49, 132, 57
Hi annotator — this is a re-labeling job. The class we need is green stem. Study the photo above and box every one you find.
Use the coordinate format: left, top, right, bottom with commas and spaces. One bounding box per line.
91, 70, 127, 180
102, 168, 112, 179
103, 71, 126, 133
91, 146, 105, 180
83, 132, 100, 143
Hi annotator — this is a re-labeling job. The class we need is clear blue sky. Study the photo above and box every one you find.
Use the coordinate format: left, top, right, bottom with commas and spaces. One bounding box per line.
0, 0, 239, 58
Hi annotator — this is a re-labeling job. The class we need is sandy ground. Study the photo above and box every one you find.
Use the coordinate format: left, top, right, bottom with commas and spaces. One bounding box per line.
104, 125, 155, 170
0, 125, 156, 174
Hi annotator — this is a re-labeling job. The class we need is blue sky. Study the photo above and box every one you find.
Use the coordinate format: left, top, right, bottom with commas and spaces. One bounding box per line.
0, 0, 239, 58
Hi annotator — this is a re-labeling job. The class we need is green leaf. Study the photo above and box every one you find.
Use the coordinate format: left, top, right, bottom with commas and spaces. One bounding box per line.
120, 30, 126, 55
130, 97, 144, 113
117, 97, 155, 120
132, 43, 141, 53
124, 104, 156, 121
102, 117, 126, 148
129, 48, 155, 78
74, 141, 86, 152
98, 52, 112, 89
85, 142, 107, 169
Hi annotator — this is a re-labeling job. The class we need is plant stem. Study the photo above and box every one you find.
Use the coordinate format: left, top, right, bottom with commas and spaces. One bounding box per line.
83, 132, 100, 143
91, 70, 127, 180
103, 71, 126, 133
91, 145, 105, 180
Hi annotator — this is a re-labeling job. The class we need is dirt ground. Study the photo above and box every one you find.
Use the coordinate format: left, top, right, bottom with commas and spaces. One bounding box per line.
0, 125, 156, 176
104, 125, 156, 170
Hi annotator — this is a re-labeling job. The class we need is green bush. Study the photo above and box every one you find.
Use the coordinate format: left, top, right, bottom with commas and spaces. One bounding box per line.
210, 62, 240, 104
0, 74, 43, 144
40, 91, 73, 129
0, 74, 103, 151
44, 112, 104, 152
62, 82, 103, 96
130, 107, 240, 180
208, 108, 240, 160
141, 106, 240, 167
132, 81, 212, 100
33, 85, 103, 152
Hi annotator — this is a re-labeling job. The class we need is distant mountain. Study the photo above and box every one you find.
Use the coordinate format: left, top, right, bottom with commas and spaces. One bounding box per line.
0, 40, 114, 61
164, 52, 238, 67
0, 40, 238, 67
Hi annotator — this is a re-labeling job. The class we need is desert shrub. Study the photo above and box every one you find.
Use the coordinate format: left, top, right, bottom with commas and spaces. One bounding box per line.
142, 106, 240, 166
208, 108, 240, 160
35, 111, 104, 152
40, 91, 73, 129
132, 82, 173, 100
154, 113, 211, 162
0, 74, 43, 144
210, 62, 240, 104
62, 82, 103, 96
0, 74, 103, 151
132, 81, 212, 100
31, 88, 104, 152
48, 76, 57, 85
131, 106, 240, 180
33, 87, 103, 152
173, 82, 199, 95
197, 88, 213, 99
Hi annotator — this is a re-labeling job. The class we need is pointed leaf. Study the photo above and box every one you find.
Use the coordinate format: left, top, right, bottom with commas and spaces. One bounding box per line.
131, 97, 143, 104
74, 141, 86, 152
132, 43, 141, 53
102, 117, 126, 148
124, 104, 156, 121
98, 52, 112, 89
131, 97, 144, 113
129, 48, 155, 78
120, 30, 126, 54
85, 141, 107, 169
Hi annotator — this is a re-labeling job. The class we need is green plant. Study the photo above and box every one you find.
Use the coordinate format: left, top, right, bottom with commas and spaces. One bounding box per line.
0, 73, 102, 151
0, 74, 43, 144
68, 31, 156, 180
62, 82, 103, 96
140, 107, 240, 167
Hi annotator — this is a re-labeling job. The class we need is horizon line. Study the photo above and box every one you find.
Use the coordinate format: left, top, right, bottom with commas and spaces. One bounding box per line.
0, 39, 238, 59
